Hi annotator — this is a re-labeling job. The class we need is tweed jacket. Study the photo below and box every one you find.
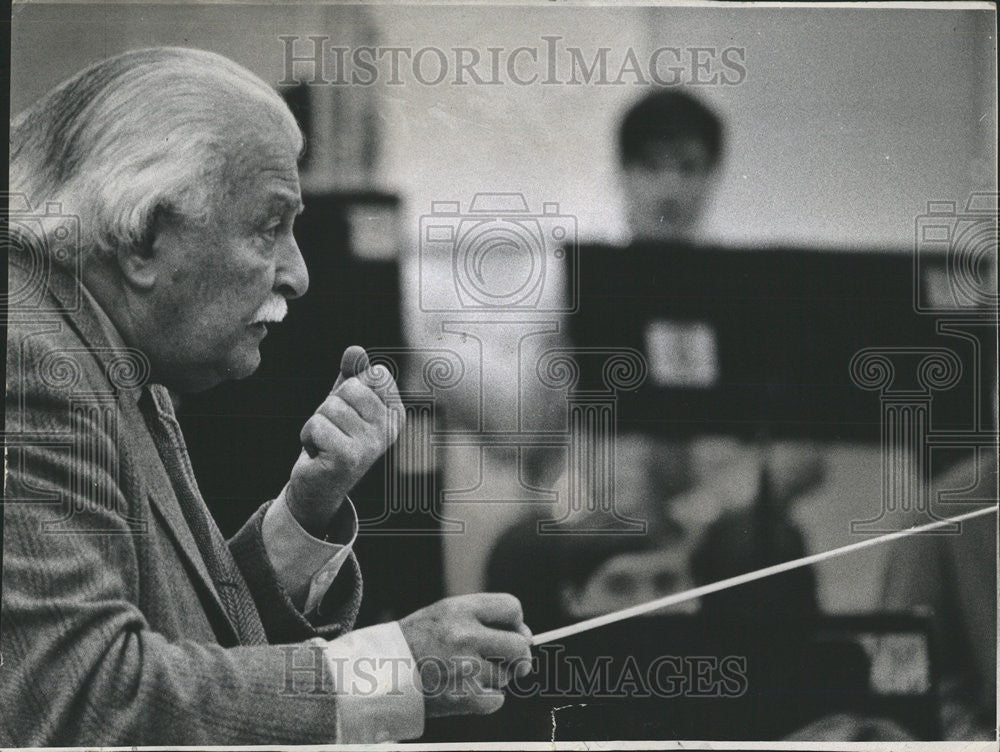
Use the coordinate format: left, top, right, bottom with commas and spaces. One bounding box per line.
2, 244, 364, 745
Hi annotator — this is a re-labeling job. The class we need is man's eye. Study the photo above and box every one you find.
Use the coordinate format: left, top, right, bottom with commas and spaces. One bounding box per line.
259, 224, 280, 242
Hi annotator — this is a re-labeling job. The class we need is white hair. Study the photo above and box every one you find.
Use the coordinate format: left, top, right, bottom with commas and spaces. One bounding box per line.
9, 47, 303, 260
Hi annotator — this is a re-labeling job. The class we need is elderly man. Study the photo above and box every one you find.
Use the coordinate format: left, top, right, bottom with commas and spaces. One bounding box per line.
3, 47, 531, 746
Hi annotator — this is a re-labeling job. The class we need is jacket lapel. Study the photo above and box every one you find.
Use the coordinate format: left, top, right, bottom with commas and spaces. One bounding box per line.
42, 252, 240, 643
126, 396, 242, 644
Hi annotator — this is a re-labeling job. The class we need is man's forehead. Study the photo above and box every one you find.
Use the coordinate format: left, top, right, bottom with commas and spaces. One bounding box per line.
233, 160, 303, 213
224, 130, 303, 199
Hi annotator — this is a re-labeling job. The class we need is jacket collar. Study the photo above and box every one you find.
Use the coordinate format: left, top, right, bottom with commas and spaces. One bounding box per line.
40, 248, 147, 403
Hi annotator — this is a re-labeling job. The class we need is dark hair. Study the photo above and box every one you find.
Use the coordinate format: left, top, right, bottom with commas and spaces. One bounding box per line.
617, 89, 724, 169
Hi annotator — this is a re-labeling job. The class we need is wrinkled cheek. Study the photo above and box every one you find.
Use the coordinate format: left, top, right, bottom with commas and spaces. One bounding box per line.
234, 264, 275, 304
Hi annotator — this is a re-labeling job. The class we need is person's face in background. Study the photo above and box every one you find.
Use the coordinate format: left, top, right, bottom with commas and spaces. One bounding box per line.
620, 137, 718, 243
560, 547, 697, 618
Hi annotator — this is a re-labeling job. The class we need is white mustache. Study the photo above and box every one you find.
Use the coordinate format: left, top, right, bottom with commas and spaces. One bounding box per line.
251, 297, 288, 324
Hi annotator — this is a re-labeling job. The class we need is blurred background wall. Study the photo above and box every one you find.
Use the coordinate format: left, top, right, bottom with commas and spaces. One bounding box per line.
11, 4, 995, 249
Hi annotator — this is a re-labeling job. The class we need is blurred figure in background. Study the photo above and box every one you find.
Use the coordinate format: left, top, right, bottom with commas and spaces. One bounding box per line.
617, 89, 724, 244
488, 88, 827, 628
614, 89, 826, 609
487, 434, 694, 631
877, 452, 997, 739
557, 528, 696, 621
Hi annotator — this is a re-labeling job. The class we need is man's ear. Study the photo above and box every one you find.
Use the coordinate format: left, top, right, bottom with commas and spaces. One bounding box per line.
116, 246, 157, 289
115, 210, 168, 290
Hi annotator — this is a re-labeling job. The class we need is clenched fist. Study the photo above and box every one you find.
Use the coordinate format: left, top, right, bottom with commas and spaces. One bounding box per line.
399, 593, 533, 718
285, 346, 404, 537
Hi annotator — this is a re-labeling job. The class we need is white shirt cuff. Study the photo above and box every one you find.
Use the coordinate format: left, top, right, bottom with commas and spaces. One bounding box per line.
320, 621, 425, 743
261, 487, 358, 613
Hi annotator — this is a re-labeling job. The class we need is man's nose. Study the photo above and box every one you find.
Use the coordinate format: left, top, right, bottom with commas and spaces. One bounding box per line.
275, 234, 309, 299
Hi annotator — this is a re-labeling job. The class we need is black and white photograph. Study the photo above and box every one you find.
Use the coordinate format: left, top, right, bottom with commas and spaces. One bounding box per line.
2, 1, 997, 748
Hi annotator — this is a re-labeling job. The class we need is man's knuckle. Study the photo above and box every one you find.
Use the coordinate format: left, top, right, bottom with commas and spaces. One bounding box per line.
494, 592, 522, 615
319, 400, 341, 421
299, 416, 317, 440
338, 380, 364, 401
347, 447, 366, 469
451, 625, 476, 648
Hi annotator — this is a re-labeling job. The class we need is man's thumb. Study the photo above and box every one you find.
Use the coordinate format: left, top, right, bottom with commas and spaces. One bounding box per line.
304, 346, 372, 458
332, 345, 370, 392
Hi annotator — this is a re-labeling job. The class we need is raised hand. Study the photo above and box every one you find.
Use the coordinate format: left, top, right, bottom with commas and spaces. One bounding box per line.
286, 346, 404, 536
